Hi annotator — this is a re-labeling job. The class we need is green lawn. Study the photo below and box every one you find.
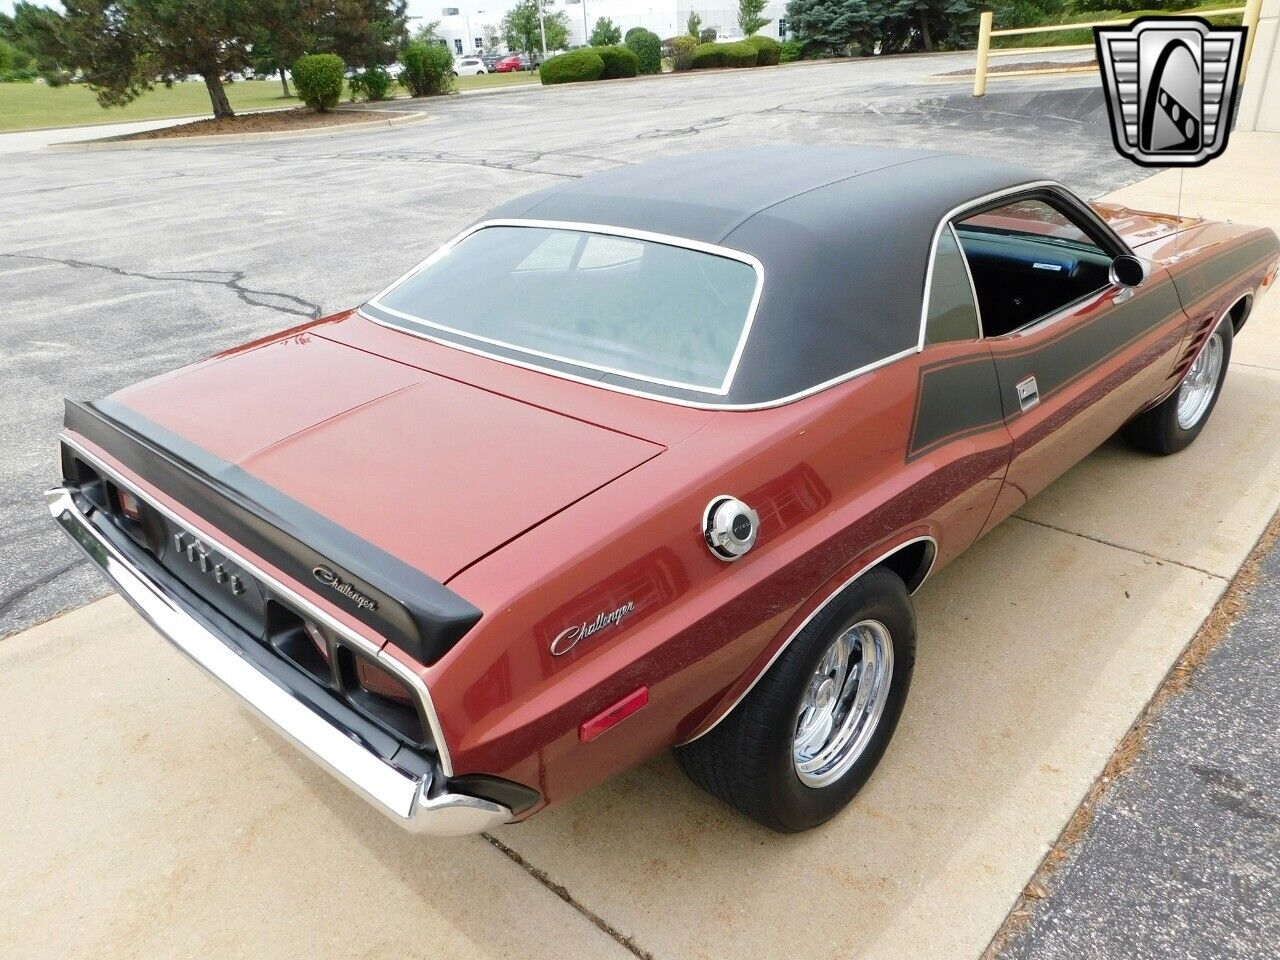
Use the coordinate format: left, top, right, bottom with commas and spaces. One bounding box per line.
0, 70, 536, 134
0, 79, 300, 133
993, 3, 1245, 48
454, 70, 539, 91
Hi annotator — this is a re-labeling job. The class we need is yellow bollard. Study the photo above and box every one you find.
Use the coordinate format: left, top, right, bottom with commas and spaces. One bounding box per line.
974, 11, 994, 97
1242, 0, 1262, 82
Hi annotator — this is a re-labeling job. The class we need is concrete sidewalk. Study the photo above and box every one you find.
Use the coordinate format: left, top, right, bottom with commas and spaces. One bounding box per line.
2, 137, 1278, 960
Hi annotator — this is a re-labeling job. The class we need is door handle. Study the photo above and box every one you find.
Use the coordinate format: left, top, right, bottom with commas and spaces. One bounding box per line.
1016, 375, 1040, 412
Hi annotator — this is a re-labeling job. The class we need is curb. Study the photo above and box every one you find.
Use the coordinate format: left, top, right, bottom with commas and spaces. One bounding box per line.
45, 109, 430, 151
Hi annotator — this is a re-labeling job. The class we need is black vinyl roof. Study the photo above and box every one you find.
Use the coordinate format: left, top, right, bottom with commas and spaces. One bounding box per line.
438, 146, 1043, 406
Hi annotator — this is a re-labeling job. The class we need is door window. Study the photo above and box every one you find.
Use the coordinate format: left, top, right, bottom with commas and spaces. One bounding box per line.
923, 225, 981, 345
955, 197, 1114, 337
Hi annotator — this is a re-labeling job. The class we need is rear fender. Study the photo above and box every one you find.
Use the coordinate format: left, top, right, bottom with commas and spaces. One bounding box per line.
678, 530, 937, 744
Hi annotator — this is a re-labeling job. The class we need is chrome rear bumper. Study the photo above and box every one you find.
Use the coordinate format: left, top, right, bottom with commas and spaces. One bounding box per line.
46, 486, 511, 836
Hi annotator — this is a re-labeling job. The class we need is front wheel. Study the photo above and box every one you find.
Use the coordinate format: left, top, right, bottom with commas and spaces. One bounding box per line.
1123, 317, 1233, 455
675, 567, 916, 832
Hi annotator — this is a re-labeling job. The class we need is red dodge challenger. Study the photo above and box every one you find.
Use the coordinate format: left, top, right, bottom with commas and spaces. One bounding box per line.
48, 147, 1278, 835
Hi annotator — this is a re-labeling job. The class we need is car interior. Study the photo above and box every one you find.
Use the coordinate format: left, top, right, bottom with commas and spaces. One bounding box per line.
955, 199, 1117, 338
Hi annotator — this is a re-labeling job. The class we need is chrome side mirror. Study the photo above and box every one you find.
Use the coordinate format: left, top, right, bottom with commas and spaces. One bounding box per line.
1110, 254, 1145, 288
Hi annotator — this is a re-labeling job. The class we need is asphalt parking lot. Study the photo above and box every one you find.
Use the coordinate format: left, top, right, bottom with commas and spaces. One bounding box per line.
2, 51, 1279, 960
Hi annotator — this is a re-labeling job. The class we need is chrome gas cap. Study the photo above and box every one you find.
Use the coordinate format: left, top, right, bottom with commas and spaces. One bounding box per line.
703, 496, 760, 561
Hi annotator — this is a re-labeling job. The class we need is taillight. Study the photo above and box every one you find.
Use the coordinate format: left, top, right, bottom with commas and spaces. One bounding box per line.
355, 658, 414, 704
304, 621, 329, 660
117, 488, 142, 521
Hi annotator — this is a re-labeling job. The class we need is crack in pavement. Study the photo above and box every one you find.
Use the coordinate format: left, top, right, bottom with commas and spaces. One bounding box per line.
222, 145, 590, 179
0, 557, 90, 627
482, 832, 654, 959
1012, 514, 1227, 580
0, 253, 322, 319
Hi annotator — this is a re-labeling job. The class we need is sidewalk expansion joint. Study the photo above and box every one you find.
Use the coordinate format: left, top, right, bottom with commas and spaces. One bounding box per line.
1011, 514, 1228, 581
482, 832, 655, 959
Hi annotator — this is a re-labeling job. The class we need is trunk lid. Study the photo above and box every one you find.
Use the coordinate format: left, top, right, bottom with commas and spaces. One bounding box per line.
109, 332, 664, 584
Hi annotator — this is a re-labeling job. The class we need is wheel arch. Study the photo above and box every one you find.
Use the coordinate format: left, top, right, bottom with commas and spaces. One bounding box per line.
1228, 291, 1253, 332
679, 533, 937, 744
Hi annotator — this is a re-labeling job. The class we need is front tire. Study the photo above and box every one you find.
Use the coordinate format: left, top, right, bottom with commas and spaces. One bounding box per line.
675, 567, 916, 832
1123, 317, 1232, 455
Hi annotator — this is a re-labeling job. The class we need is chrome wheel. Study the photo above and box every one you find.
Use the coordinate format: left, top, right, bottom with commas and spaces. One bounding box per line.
792, 619, 894, 788
1176, 331, 1224, 430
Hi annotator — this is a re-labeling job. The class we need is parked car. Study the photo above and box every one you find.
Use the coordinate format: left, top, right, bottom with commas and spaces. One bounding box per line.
47, 147, 1279, 837
452, 56, 488, 77
494, 53, 531, 72
478, 51, 504, 71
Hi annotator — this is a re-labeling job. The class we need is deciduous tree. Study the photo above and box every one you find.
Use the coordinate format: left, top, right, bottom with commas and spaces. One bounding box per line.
590, 17, 621, 46
687, 10, 702, 39
738, 0, 771, 37
502, 0, 568, 60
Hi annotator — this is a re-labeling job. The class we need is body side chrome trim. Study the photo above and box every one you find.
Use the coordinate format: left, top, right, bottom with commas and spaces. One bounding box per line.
59, 434, 455, 778
45, 485, 508, 835
365, 218, 766, 397
680, 535, 938, 744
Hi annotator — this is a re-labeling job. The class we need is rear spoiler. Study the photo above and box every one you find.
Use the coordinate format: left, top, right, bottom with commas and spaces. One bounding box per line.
62, 398, 481, 664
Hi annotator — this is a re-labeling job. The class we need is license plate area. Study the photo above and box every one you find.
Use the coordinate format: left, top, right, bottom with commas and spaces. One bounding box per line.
156, 515, 268, 638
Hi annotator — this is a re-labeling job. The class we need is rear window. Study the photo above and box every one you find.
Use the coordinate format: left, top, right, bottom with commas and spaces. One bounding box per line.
367, 225, 761, 393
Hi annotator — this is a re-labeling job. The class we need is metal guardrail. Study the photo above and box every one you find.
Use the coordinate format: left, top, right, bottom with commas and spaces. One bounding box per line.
973, 1, 1262, 96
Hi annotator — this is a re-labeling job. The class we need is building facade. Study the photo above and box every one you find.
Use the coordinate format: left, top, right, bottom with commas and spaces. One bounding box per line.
420, 0, 790, 59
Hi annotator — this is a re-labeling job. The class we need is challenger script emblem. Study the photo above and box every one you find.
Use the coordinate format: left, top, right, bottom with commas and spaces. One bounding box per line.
550, 601, 636, 656
1095, 17, 1246, 167
312, 565, 379, 612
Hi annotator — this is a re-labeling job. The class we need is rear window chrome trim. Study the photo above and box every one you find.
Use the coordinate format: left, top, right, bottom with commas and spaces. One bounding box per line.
365, 218, 767, 397
59, 433, 457, 778
355, 307, 918, 412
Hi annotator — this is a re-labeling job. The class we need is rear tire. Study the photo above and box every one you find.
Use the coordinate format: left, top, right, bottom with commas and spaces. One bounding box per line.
1123, 318, 1232, 455
675, 567, 916, 833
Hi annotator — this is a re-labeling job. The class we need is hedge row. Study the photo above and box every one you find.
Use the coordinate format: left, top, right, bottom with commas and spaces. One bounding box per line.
542, 34, 782, 83
688, 36, 780, 70
540, 44, 639, 84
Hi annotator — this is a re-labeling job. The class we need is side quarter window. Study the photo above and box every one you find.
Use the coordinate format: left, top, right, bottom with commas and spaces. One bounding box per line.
924, 225, 981, 345
955, 196, 1116, 338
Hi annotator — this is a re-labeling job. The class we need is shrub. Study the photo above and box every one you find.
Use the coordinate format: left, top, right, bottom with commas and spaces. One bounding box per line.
400, 41, 455, 97
689, 41, 724, 69
540, 48, 605, 84
591, 44, 639, 79
347, 66, 393, 101
699, 27, 717, 43
743, 35, 781, 65
779, 38, 803, 63
690, 41, 758, 69
721, 41, 759, 67
624, 28, 662, 75
293, 53, 345, 111
668, 35, 697, 71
